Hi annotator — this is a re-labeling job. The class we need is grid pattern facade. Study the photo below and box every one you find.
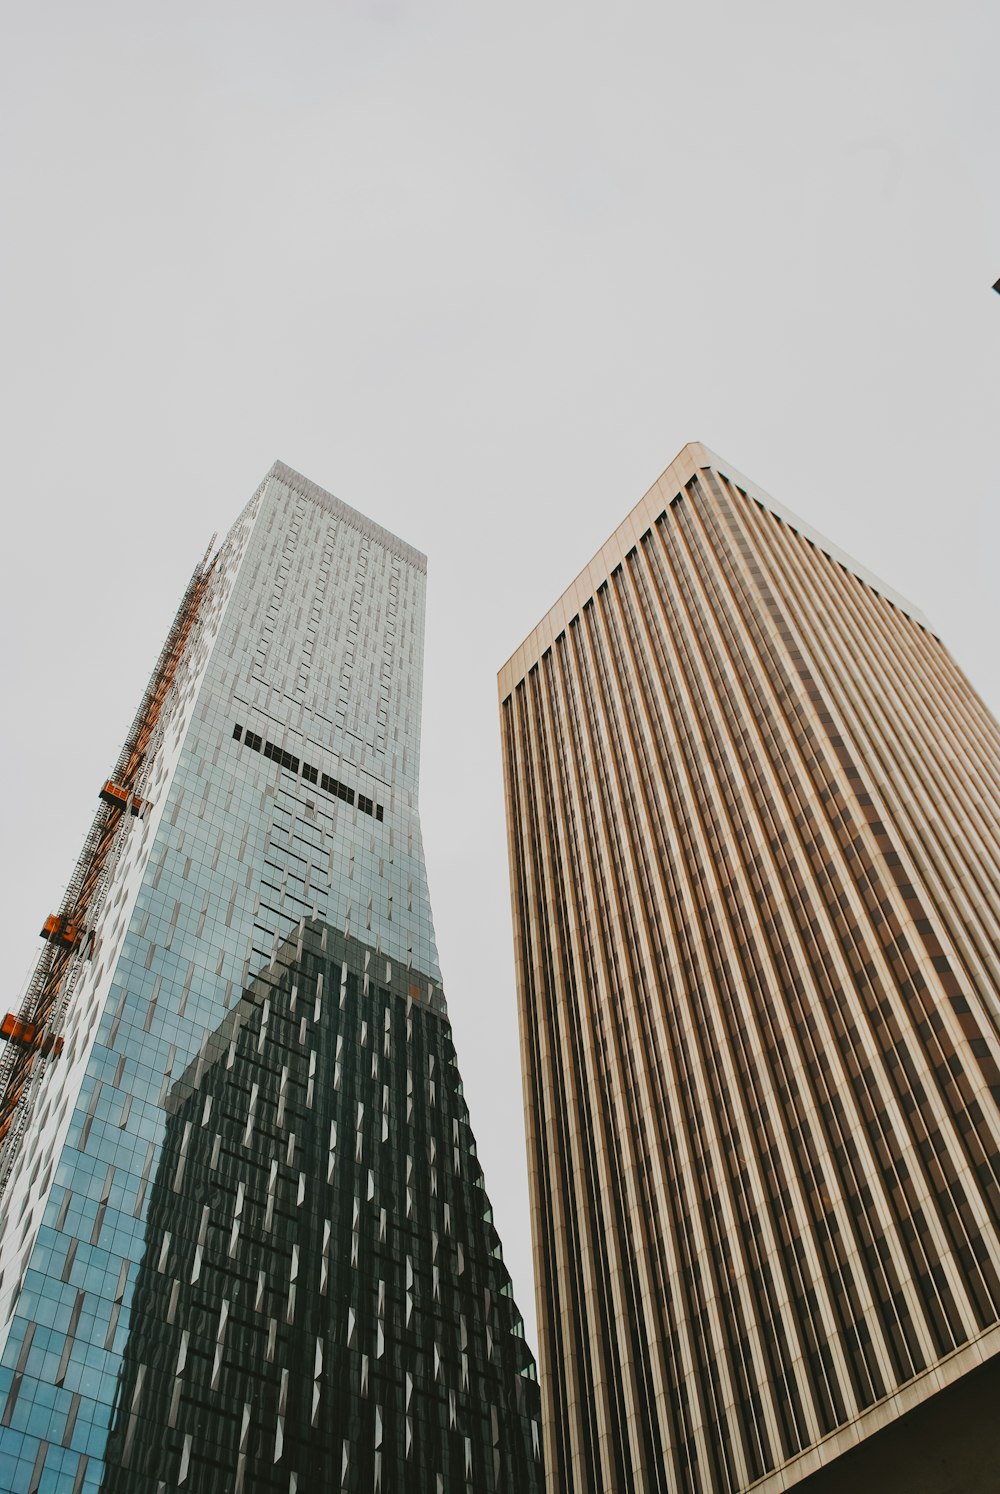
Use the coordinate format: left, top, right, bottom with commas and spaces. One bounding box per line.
499, 443, 1000, 1493
0, 463, 541, 1492
100, 924, 539, 1493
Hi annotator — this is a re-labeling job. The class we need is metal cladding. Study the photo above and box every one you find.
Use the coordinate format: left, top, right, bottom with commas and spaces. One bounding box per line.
499, 443, 1000, 1493
0, 464, 541, 1493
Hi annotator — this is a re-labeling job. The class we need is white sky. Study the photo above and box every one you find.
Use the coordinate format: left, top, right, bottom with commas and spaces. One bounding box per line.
2, 1, 998, 1352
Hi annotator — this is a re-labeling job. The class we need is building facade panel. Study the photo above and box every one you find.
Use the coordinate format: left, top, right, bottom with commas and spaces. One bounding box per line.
500, 443, 1000, 1493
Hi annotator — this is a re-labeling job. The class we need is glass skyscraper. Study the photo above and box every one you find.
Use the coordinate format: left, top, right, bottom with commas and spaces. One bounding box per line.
0, 463, 541, 1493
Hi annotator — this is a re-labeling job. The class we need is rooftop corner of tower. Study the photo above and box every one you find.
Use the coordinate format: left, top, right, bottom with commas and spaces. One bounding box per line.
497, 440, 714, 693
498, 438, 929, 698
264, 459, 428, 574
683, 444, 929, 628
677, 439, 715, 465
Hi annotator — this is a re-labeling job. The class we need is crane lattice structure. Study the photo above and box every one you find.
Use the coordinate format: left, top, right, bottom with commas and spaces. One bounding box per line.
0, 544, 217, 1190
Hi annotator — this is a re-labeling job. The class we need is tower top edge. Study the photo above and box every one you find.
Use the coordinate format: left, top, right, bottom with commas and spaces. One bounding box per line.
497, 440, 929, 695
692, 442, 927, 628
267, 460, 428, 573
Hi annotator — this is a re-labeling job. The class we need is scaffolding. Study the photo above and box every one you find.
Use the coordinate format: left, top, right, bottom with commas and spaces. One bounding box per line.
0, 543, 218, 1184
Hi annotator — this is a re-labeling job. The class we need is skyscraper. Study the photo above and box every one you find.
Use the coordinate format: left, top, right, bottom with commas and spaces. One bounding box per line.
499, 443, 1000, 1493
0, 462, 541, 1493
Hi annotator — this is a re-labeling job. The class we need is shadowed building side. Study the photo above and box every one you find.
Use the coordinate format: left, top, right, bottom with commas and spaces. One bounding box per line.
101, 923, 539, 1493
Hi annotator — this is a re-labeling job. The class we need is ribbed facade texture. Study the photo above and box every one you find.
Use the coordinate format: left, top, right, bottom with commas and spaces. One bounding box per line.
0, 463, 541, 1493
499, 443, 1000, 1493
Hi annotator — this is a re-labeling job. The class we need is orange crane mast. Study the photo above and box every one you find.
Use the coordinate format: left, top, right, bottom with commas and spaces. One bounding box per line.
0, 543, 218, 1175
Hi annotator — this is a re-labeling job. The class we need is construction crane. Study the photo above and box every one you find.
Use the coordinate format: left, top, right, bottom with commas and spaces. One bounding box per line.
0, 543, 218, 1184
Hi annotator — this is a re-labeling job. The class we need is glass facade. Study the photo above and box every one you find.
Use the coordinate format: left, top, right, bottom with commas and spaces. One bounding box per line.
0, 463, 540, 1492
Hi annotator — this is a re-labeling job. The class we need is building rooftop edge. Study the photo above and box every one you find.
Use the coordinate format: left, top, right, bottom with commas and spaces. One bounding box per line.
498, 441, 929, 694
269, 460, 428, 573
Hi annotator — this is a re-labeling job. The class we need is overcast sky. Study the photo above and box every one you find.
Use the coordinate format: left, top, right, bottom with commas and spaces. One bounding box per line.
2, 0, 997, 1351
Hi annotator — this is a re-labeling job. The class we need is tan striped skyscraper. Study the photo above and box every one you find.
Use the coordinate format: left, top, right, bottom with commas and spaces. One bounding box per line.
499, 443, 1000, 1494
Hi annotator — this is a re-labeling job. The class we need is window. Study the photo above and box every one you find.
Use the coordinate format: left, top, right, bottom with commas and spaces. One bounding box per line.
233, 722, 382, 819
